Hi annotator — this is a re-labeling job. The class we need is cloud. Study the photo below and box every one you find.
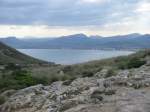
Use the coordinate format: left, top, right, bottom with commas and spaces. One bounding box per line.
80, 0, 106, 3
0, 0, 140, 26
136, 1, 150, 13
0, 0, 149, 37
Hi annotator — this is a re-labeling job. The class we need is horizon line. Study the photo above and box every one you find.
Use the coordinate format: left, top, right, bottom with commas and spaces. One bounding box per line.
0, 33, 149, 39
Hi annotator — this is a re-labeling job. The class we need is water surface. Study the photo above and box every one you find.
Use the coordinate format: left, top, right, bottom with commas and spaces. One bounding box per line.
18, 49, 134, 65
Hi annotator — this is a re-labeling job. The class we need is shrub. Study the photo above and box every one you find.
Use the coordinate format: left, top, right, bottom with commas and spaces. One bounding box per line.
50, 75, 60, 83
117, 57, 146, 69
0, 96, 6, 105
82, 71, 94, 77
62, 66, 73, 73
0, 70, 38, 91
12, 70, 37, 87
117, 61, 128, 69
105, 68, 116, 78
60, 75, 70, 81
5, 63, 21, 70
91, 90, 103, 101
127, 57, 146, 69
33, 76, 49, 85
0, 78, 18, 90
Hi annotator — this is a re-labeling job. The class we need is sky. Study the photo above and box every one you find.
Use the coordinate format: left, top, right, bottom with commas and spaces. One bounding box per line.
0, 0, 150, 38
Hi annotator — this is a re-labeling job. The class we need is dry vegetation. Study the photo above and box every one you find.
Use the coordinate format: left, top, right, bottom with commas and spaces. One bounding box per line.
0, 50, 149, 93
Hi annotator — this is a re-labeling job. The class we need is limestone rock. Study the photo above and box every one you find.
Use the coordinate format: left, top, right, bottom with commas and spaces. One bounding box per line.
1, 66, 150, 112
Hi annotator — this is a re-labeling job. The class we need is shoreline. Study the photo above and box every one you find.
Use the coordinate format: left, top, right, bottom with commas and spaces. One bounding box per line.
17, 48, 139, 52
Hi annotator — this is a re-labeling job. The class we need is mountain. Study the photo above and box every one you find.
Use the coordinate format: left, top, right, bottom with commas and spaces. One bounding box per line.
0, 42, 51, 65
1, 33, 150, 49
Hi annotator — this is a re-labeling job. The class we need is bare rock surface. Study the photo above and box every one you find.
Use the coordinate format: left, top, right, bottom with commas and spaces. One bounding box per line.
1, 66, 150, 112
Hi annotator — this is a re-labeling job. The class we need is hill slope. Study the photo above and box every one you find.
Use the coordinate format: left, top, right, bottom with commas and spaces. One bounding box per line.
0, 42, 51, 65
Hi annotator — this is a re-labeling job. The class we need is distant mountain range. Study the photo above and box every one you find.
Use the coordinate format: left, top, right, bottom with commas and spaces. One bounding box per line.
0, 33, 150, 50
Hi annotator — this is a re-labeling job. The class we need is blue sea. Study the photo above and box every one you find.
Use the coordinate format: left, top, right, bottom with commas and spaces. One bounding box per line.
18, 49, 134, 65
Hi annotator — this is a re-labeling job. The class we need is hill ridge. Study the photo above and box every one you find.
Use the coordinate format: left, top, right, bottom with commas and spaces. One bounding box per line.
1, 33, 150, 49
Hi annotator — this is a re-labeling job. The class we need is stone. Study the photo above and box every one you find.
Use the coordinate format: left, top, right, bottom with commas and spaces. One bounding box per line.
1, 66, 150, 112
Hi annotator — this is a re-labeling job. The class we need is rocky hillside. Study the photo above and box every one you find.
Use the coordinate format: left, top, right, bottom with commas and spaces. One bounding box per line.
0, 51, 150, 112
0, 42, 52, 65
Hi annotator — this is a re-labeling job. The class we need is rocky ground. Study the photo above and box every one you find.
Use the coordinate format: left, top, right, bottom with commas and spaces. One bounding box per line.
1, 64, 150, 112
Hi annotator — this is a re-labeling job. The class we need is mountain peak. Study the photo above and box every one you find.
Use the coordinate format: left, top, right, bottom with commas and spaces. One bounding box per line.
143, 34, 150, 37
68, 33, 88, 38
6, 36, 17, 40
60, 33, 88, 40
126, 33, 141, 37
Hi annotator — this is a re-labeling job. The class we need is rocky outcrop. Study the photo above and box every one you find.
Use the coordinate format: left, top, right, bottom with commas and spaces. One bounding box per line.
1, 65, 150, 112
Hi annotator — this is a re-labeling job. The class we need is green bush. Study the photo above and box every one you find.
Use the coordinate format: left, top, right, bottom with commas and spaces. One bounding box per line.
62, 66, 73, 73
33, 76, 49, 85
0, 70, 39, 91
0, 78, 18, 90
60, 75, 70, 81
105, 68, 116, 78
12, 70, 37, 87
0, 68, 76, 92
127, 57, 146, 69
49, 75, 60, 83
82, 71, 94, 77
117, 57, 146, 69
0, 96, 6, 105
49, 74, 72, 83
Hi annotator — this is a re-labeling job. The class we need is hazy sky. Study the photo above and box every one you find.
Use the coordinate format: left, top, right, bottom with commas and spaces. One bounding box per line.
0, 0, 150, 38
